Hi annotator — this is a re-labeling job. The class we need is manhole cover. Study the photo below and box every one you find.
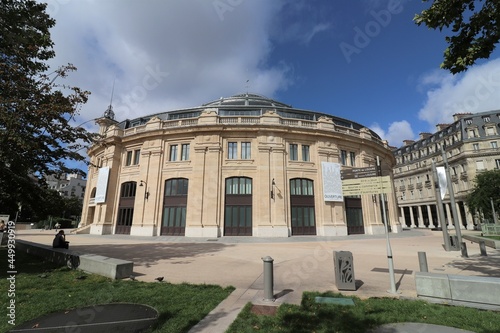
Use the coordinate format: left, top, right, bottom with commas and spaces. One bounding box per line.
11, 303, 158, 333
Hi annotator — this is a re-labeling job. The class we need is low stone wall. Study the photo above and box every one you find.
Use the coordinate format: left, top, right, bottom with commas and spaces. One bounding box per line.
16, 240, 133, 279
415, 272, 500, 310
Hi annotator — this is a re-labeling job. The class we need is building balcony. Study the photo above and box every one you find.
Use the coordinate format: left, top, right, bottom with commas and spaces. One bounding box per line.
416, 182, 423, 189
425, 180, 432, 188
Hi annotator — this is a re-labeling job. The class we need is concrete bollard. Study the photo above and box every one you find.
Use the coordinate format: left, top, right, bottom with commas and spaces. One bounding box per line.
418, 251, 428, 272
262, 256, 274, 301
479, 241, 488, 256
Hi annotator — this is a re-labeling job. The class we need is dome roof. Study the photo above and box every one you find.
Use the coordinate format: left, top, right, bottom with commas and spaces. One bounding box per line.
202, 93, 292, 108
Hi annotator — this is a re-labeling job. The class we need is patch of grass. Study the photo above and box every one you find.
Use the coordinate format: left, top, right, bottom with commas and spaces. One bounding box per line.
0, 248, 234, 333
227, 291, 500, 333
483, 235, 500, 241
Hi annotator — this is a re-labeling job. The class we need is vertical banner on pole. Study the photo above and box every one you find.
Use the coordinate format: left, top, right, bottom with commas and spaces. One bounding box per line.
436, 166, 448, 200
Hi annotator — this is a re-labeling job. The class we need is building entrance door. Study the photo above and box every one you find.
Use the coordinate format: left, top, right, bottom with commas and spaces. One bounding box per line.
161, 179, 188, 236
224, 177, 252, 236
115, 182, 136, 235
290, 178, 316, 235
345, 197, 365, 235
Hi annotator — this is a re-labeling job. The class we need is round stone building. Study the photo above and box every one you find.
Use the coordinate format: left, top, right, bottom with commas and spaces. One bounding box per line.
80, 94, 401, 237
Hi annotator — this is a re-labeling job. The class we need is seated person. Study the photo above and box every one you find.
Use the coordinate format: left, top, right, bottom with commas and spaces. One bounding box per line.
52, 230, 69, 249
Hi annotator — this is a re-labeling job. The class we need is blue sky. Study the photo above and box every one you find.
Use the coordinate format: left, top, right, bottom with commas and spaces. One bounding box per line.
43, 0, 500, 162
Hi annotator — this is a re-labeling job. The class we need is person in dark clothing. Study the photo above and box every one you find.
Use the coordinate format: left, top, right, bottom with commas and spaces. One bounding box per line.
52, 230, 69, 249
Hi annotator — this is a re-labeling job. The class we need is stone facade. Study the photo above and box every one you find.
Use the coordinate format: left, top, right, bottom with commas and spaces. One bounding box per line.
80, 94, 401, 237
393, 110, 500, 230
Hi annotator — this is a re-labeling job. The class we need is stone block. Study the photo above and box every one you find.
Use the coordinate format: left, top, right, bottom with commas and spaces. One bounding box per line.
79, 254, 133, 280
415, 272, 452, 299
448, 275, 500, 306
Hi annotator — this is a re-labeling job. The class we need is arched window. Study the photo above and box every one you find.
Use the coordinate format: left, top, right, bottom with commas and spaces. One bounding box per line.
224, 177, 252, 236
161, 178, 189, 236
290, 178, 316, 235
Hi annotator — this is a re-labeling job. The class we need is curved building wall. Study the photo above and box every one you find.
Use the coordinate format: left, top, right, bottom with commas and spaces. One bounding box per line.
81, 97, 400, 237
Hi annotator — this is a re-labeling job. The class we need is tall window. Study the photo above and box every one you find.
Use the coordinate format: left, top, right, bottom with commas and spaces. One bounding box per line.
224, 177, 253, 236
289, 144, 298, 161
228, 142, 238, 159
340, 150, 347, 165
302, 145, 310, 161
495, 159, 500, 169
126, 151, 133, 166
162, 178, 189, 236
473, 143, 479, 151
241, 142, 251, 159
133, 149, 140, 165
349, 152, 356, 166
126, 150, 140, 166
169, 144, 178, 161
181, 144, 190, 161
491, 141, 498, 149
290, 178, 315, 236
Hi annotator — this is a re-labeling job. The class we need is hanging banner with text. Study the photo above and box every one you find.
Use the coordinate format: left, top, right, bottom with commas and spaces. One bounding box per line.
95, 166, 110, 203
321, 162, 343, 202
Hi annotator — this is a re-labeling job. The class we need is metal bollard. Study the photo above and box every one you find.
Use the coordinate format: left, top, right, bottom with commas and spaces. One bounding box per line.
479, 241, 488, 256
418, 251, 428, 272
460, 242, 469, 258
262, 256, 274, 301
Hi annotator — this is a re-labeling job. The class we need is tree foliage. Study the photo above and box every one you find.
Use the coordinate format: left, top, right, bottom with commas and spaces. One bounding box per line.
466, 169, 500, 222
415, 0, 500, 74
0, 0, 93, 218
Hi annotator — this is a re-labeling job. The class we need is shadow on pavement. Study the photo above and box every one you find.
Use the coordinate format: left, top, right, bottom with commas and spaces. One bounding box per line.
71, 242, 234, 268
447, 253, 500, 276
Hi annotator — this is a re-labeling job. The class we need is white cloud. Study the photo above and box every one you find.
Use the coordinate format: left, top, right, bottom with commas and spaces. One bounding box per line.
371, 120, 415, 147
417, 58, 500, 132
42, 0, 292, 130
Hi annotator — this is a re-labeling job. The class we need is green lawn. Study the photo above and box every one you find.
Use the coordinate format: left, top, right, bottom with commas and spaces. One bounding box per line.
0, 248, 234, 332
227, 292, 500, 333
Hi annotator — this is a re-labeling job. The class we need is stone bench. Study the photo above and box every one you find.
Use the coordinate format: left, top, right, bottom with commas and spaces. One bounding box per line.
16, 240, 133, 280
463, 234, 500, 249
415, 272, 500, 310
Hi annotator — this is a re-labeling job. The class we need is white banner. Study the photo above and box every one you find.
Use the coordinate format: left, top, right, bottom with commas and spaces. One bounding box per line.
95, 166, 110, 203
436, 166, 448, 200
322, 162, 343, 202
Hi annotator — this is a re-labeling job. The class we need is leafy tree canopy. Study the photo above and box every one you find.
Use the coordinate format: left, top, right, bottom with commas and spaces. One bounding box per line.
415, 0, 500, 74
466, 169, 500, 222
0, 0, 93, 218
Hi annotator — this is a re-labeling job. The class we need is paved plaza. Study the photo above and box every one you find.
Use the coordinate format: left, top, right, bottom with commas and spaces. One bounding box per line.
17, 228, 500, 332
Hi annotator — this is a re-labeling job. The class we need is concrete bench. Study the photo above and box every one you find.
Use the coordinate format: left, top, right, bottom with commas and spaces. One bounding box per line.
16, 240, 133, 280
415, 272, 500, 310
463, 234, 500, 249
